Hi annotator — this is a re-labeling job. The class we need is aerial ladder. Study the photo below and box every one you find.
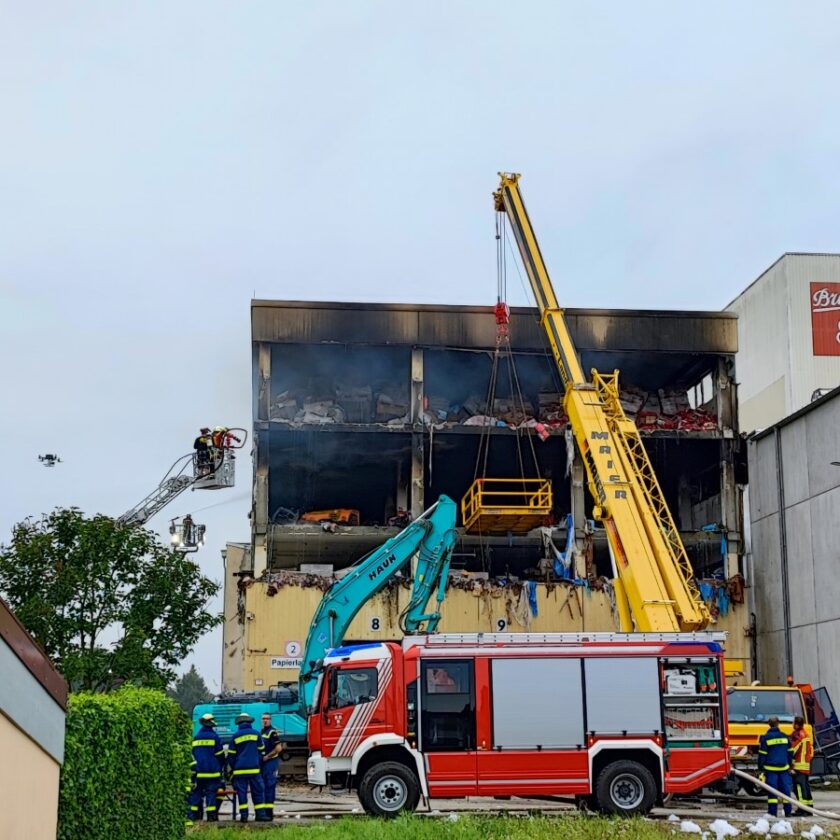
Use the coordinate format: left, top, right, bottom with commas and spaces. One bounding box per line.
117, 428, 246, 552
493, 172, 710, 633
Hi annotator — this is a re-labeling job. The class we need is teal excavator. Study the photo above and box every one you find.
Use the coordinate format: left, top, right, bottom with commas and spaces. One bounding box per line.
193, 496, 458, 747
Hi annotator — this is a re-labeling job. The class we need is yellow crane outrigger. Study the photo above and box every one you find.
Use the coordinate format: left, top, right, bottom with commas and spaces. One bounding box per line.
494, 172, 710, 633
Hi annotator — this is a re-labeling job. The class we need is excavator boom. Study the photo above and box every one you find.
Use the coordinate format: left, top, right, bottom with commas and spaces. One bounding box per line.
299, 495, 458, 710
494, 172, 709, 632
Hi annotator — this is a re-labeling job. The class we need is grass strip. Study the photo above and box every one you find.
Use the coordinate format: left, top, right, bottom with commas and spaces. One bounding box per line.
191, 813, 685, 840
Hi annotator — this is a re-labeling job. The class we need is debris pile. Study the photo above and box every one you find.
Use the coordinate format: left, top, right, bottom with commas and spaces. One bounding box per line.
269, 380, 409, 425
269, 381, 717, 433
632, 387, 718, 432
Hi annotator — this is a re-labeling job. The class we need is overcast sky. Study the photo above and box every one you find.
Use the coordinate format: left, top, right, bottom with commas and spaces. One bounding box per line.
2, 2, 840, 689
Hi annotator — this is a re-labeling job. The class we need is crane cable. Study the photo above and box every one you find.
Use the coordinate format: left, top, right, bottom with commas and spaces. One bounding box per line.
473, 213, 541, 488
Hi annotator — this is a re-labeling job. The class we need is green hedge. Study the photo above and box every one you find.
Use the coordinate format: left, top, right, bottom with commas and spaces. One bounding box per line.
58, 686, 191, 840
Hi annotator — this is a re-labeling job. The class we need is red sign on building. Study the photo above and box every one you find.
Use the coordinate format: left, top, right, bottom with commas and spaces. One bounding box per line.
811, 283, 840, 356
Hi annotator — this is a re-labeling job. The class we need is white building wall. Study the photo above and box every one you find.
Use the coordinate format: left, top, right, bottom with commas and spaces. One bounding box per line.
728, 253, 840, 432
727, 257, 791, 432
785, 254, 840, 411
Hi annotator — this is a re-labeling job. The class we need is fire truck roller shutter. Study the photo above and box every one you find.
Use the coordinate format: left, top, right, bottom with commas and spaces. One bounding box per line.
584, 658, 661, 735
491, 658, 584, 749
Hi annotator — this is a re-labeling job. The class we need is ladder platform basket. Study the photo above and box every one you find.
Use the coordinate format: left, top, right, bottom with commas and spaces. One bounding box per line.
461, 478, 553, 535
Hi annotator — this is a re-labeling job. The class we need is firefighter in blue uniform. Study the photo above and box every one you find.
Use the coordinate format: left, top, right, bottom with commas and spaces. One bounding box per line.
188, 713, 225, 822
228, 712, 267, 822
758, 716, 794, 817
260, 712, 286, 820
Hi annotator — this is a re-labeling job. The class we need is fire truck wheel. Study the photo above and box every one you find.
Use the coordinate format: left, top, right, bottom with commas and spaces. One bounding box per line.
358, 761, 420, 818
594, 760, 657, 815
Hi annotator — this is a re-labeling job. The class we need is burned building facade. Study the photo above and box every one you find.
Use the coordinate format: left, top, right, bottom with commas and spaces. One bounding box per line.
221, 300, 750, 692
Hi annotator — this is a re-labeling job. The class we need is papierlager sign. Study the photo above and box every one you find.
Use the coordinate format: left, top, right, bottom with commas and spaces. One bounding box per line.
271, 657, 303, 669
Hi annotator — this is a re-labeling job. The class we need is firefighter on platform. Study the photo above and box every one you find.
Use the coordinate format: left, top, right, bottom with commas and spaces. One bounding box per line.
260, 712, 285, 820
228, 713, 267, 822
188, 713, 225, 822
758, 716, 794, 817
193, 428, 212, 475
212, 426, 241, 450
791, 715, 814, 814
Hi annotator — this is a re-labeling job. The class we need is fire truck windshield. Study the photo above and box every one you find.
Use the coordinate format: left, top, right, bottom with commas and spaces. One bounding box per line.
727, 688, 804, 723
330, 667, 379, 709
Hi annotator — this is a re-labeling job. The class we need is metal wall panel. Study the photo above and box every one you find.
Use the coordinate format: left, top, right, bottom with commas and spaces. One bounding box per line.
750, 388, 840, 700
584, 657, 661, 734
251, 301, 737, 354
491, 658, 584, 748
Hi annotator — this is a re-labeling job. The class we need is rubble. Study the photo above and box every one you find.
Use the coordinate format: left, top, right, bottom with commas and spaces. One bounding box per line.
268, 380, 718, 434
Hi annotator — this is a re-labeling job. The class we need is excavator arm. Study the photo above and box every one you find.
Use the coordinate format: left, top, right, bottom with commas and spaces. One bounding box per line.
494, 172, 709, 632
299, 495, 458, 710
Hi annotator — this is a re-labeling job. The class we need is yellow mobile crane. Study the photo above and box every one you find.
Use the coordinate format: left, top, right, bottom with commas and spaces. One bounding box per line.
495, 175, 824, 794
493, 172, 710, 633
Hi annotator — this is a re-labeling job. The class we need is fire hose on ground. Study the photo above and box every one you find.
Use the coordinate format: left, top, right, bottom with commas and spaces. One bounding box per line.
731, 767, 840, 821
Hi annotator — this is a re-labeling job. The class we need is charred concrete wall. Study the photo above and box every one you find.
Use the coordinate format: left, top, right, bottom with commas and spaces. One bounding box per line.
251, 300, 743, 581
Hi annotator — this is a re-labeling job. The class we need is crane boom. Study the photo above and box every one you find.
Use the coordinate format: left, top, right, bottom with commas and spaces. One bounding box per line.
494, 172, 709, 632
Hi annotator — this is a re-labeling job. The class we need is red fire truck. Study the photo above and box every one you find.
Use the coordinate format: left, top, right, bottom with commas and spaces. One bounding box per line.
306, 632, 730, 816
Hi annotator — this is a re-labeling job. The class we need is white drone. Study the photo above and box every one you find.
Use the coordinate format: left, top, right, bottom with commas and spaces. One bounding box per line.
38, 454, 63, 467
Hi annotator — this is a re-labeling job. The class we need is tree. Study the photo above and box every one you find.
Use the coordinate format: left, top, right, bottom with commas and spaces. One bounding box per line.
0, 508, 221, 691
167, 664, 213, 714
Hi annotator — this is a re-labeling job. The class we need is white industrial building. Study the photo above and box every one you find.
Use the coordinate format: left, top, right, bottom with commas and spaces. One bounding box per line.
727, 253, 840, 433
731, 253, 840, 702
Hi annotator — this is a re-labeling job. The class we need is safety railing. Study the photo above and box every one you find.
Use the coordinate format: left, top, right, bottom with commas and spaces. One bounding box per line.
461, 478, 553, 534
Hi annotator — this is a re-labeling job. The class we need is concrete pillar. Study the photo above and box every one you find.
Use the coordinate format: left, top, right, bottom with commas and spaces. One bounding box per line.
252, 343, 271, 577
257, 343, 271, 422
716, 359, 742, 578
410, 349, 425, 517
253, 429, 269, 577
569, 435, 587, 578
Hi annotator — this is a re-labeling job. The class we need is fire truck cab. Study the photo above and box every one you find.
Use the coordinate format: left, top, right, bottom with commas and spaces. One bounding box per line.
307, 632, 730, 817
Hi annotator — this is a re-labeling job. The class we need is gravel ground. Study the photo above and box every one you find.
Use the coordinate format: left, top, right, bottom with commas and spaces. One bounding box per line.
203, 781, 840, 825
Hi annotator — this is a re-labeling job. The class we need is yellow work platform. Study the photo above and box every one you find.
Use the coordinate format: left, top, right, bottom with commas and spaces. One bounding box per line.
461, 478, 553, 535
